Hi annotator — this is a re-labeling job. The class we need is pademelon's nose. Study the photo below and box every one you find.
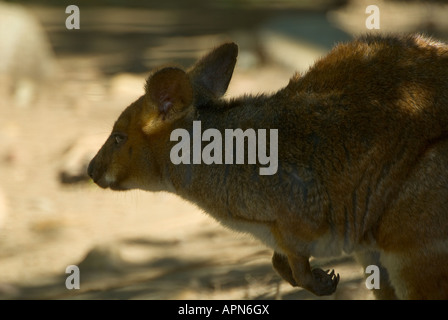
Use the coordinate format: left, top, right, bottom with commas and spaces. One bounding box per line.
87, 158, 95, 180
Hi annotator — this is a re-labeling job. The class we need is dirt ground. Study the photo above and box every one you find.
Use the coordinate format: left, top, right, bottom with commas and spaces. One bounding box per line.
0, 0, 447, 300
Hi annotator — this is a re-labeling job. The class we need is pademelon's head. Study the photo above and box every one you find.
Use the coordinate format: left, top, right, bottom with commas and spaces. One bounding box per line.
88, 42, 238, 191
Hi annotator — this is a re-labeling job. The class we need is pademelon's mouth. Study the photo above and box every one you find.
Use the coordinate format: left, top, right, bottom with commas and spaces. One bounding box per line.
106, 177, 130, 191
94, 180, 129, 191
109, 183, 130, 191
91, 173, 130, 191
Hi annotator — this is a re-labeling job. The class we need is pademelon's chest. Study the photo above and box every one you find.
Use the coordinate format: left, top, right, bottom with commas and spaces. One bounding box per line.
217, 217, 347, 258
217, 218, 280, 251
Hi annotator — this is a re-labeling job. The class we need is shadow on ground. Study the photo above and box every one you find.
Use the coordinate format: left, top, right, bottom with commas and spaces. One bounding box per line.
3, 232, 371, 300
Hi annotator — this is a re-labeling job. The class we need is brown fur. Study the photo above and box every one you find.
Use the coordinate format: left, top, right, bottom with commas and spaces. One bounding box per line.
88, 34, 448, 299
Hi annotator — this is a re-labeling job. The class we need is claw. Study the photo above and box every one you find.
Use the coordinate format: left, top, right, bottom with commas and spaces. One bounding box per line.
310, 268, 340, 296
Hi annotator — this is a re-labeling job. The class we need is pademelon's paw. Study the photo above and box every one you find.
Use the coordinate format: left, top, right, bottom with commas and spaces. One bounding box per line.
310, 268, 340, 296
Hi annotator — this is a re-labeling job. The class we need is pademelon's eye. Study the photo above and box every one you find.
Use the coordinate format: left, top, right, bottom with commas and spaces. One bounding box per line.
112, 133, 127, 146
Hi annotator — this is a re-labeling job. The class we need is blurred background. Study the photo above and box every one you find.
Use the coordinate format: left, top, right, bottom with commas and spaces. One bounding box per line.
0, 0, 447, 300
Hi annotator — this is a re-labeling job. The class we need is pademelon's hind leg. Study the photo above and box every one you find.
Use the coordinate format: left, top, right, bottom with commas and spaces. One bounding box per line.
380, 249, 448, 299
355, 250, 398, 299
377, 138, 448, 299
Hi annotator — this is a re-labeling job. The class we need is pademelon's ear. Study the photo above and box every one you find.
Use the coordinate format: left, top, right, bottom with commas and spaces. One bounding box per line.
144, 67, 193, 126
188, 42, 238, 105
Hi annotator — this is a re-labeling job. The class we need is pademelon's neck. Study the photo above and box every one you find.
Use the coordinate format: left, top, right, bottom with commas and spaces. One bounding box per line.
160, 94, 279, 218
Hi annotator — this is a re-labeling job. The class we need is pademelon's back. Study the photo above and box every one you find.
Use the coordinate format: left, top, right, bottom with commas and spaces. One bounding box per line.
283, 34, 448, 141
296, 34, 448, 94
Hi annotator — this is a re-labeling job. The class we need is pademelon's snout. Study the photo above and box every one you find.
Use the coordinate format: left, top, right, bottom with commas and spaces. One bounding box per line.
87, 156, 108, 189
87, 156, 102, 185
87, 157, 95, 181
87, 155, 128, 191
